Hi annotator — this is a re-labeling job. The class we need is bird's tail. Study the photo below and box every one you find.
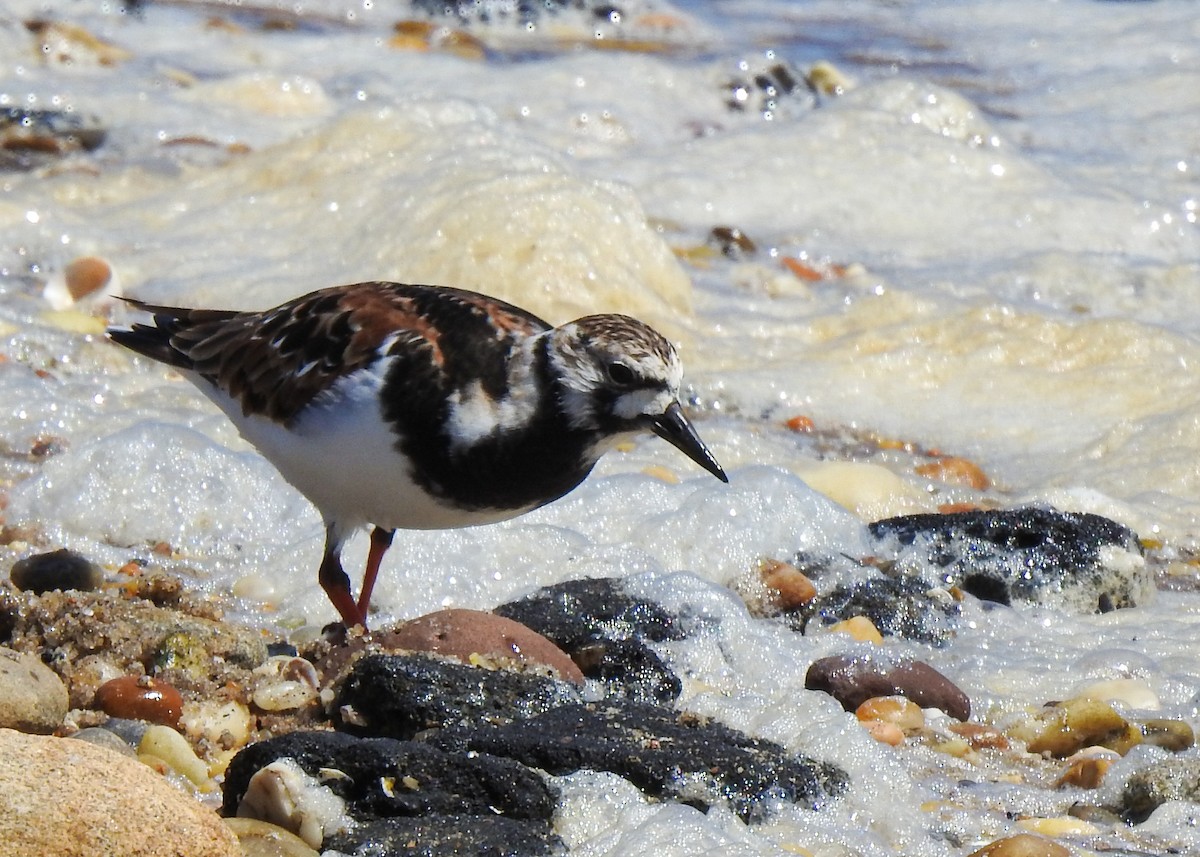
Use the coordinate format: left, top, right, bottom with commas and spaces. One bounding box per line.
106, 297, 238, 370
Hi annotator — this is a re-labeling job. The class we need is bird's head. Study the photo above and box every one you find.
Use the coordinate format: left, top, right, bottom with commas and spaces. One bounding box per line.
547, 314, 727, 482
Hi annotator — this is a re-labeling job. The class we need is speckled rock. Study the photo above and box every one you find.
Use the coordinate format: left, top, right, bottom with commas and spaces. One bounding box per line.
1122, 756, 1200, 822
223, 731, 559, 853
334, 652, 582, 739
868, 506, 1150, 613
0, 647, 68, 733
805, 653, 970, 721
432, 701, 849, 822
0, 728, 241, 856
9, 548, 103, 594
380, 607, 583, 683
801, 574, 960, 645
324, 815, 562, 857
494, 577, 685, 703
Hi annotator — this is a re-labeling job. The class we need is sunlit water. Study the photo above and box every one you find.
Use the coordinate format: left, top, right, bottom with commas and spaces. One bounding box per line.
2, 1, 1200, 854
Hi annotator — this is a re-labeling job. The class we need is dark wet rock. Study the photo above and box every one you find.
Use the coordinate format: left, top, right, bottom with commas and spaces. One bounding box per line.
868, 507, 1150, 614
432, 701, 848, 822
0, 107, 106, 171
494, 577, 684, 703
801, 574, 960, 646
805, 653, 970, 721
323, 815, 562, 857
9, 548, 103, 594
1122, 756, 1200, 823
334, 652, 583, 739
223, 731, 556, 822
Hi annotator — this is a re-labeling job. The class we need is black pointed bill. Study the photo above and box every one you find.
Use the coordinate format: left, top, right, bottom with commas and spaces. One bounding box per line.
650, 402, 728, 483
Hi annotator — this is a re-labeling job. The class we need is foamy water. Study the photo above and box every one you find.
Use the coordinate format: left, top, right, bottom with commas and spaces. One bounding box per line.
2, 1, 1200, 854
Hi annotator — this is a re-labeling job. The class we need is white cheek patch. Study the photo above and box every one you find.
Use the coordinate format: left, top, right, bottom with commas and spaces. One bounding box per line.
613, 387, 675, 421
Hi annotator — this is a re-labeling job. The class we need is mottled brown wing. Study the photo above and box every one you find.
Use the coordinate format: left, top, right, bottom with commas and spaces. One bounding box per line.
115, 283, 551, 424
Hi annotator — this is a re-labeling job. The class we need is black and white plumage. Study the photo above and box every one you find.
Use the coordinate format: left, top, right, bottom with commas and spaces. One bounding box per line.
108, 282, 727, 628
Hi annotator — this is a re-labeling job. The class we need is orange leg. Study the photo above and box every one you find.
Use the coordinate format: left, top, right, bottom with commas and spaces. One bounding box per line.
355, 526, 395, 622
318, 526, 365, 628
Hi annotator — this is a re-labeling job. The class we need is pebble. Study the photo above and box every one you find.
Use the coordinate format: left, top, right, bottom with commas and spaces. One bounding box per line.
223, 818, 320, 857
68, 726, 136, 757
251, 656, 321, 712
380, 607, 584, 683
966, 832, 1069, 857
9, 548, 103, 594
1123, 756, 1200, 822
1055, 755, 1113, 789
1019, 697, 1137, 757
1076, 676, 1160, 710
829, 615, 884, 644
0, 647, 69, 734
94, 675, 184, 726
140, 723, 215, 790
805, 653, 971, 721
758, 558, 817, 610
855, 695, 924, 733
0, 729, 241, 856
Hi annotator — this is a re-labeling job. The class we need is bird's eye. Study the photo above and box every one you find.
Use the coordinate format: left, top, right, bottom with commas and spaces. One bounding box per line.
607, 362, 635, 386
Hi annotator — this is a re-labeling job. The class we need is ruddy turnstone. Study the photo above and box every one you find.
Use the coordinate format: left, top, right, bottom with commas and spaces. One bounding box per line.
108, 282, 727, 628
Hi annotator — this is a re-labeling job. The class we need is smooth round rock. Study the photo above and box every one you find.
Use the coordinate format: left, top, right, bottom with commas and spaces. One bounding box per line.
0, 728, 241, 856
0, 647, 69, 734
380, 608, 584, 683
94, 675, 183, 726
805, 653, 970, 721
223, 818, 319, 857
9, 548, 103, 594
967, 832, 1069, 857
68, 726, 136, 757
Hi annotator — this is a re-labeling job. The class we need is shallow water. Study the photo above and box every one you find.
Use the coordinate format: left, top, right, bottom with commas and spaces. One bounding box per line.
2, 0, 1200, 854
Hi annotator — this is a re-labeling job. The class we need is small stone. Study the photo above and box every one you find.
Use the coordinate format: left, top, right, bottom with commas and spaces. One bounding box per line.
139, 723, 214, 790
805, 654, 970, 721
152, 631, 212, 680
1021, 698, 1134, 758
68, 726, 136, 757
0, 729, 241, 856
759, 559, 817, 610
862, 719, 905, 746
967, 832, 1069, 857
251, 656, 321, 712
380, 608, 584, 683
223, 817, 320, 857
94, 675, 183, 727
1076, 677, 1160, 710
830, 615, 884, 644
1056, 756, 1113, 789
9, 548, 103, 594
855, 696, 924, 733
1141, 718, 1194, 752
0, 647, 69, 733
1016, 816, 1098, 836
948, 722, 1009, 750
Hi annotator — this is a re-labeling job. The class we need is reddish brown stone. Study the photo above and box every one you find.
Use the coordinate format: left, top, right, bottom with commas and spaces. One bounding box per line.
805, 654, 970, 721
94, 675, 183, 726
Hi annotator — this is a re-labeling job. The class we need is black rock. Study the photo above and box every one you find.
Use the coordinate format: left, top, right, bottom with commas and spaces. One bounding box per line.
323, 815, 563, 857
9, 549, 104, 594
432, 701, 848, 822
801, 574, 960, 646
868, 507, 1149, 613
334, 652, 582, 739
494, 577, 685, 703
222, 730, 557, 822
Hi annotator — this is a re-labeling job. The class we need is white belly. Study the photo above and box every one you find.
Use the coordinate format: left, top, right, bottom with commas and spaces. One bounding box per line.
192, 367, 531, 533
